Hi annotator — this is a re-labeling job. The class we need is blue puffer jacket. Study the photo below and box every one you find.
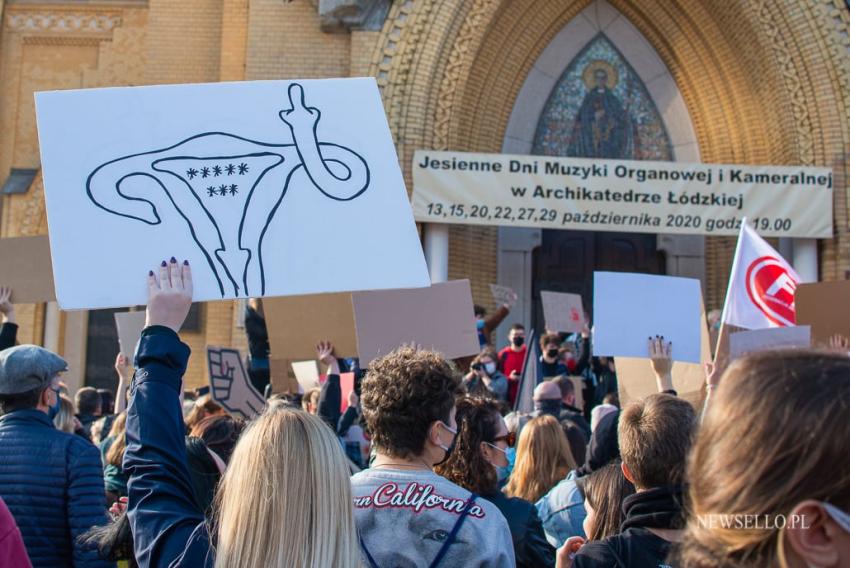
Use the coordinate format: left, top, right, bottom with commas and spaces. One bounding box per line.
124, 326, 213, 568
0, 409, 115, 568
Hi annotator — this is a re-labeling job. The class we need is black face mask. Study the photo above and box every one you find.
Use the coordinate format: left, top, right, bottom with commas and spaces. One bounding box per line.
511, 336, 525, 347
546, 348, 559, 359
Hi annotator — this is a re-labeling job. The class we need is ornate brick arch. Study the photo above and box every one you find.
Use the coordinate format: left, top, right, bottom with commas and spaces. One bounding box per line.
370, 0, 849, 308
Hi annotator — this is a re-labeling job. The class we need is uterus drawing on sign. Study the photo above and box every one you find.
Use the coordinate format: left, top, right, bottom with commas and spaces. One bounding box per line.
86, 83, 370, 298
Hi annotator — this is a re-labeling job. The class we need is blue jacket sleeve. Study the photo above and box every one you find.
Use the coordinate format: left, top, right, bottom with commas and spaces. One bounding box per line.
123, 326, 212, 568
66, 439, 116, 568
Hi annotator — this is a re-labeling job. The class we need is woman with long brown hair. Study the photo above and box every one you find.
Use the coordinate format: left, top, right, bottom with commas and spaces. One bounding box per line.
674, 350, 850, 567
436, 397, 555, 567
505, 414, 577, 503
575, 461, 634, 542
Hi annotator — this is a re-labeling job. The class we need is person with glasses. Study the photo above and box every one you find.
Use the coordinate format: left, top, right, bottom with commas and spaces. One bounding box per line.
0, 345, 114, 568
354, 347, 515, 567
436, 397, 555, 568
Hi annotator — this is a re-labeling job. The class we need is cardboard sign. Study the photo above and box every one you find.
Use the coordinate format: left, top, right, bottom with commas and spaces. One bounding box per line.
206, 346, 265, 419
615, 301, 711, 407
594, 272, 702, 363
795, 281, 850, 345
340, 372, 355, 413
489, 283, 518, 307
0, 236, 56, 303
540, 291, 585, 333
36, 78, 429, 309
291, 360, 320, 392
114, 311, 147, 358
351, 280, 480, 366
264, 292, 358, 362
729, 326, 811, 359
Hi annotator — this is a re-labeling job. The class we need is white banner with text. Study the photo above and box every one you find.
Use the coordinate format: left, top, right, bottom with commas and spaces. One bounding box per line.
412, 151, 833, 238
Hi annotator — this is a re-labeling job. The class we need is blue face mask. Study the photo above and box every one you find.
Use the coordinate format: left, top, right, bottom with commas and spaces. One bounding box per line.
487, 443, 516, 483
46, 387, 62, 421
476, 319, 485, 330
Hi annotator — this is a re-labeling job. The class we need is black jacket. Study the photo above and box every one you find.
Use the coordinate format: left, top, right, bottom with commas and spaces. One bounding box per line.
483, 491, 555, 568
559, 403, 591, 440
578, 410, 620, 475
0, 322, 17, 351
572, 485, 685, 568
243, 306, 269, 361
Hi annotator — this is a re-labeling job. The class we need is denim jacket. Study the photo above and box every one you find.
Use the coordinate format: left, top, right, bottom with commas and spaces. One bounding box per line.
535, 470, 587, 548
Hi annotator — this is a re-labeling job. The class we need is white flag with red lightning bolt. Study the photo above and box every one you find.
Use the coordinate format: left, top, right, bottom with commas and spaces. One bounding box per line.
720, 219, 800, 329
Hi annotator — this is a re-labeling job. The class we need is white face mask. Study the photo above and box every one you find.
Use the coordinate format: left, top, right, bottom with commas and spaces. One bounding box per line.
823, 502, 850, 533
484, 362, 497, 375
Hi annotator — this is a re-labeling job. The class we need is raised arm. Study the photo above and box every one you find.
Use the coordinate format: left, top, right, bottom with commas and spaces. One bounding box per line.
648, 335, 675, 394
124, 259, 210, 567
279, 84, 369, 201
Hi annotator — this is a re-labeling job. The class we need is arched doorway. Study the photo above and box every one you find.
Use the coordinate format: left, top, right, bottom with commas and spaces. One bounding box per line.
498, 1, 701, 339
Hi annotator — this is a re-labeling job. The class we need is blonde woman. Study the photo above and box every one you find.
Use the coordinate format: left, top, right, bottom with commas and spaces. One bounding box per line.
52, 394, 78, 434
123, 258, 358, 567
505, 414, 576, 503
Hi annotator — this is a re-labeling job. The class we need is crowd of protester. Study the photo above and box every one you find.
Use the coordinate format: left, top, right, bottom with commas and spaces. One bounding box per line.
0, 267, 847, 568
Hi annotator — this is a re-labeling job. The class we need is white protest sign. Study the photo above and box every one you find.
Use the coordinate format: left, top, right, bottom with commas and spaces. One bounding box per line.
729, 326, 811, 359
36, 79, 429, 309
489, 284, 518, 307
291, 360, 320, 392
114, 311, 147, 358
412, 150, 832, 238
206, 346, 265, 419
593, 272, 702, 363
540, 291, 585, 333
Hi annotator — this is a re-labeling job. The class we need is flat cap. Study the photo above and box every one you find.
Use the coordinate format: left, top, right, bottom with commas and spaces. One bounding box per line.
0, 345, 67, 395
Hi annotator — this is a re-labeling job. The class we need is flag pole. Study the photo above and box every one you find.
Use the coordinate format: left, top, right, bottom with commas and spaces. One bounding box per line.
713, 217, 748, 364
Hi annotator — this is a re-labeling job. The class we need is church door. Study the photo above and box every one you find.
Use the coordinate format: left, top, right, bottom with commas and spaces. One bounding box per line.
531, 230, 664, 332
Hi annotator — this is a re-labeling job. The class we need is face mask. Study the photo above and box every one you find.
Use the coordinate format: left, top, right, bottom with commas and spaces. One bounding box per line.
546, 348, 559, 359
822, 502, 850, 533
46, 387, 62, 421
486, 442, 513, 482
484, 362, 497, 375
511, 336, 525, 348
476, 319, 485, 330
434, 421, 457, 466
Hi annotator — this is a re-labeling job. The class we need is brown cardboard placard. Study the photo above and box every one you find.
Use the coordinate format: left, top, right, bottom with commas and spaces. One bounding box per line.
615, 301, 710, 407
264, 293, 358, 362
0, 235, 56, 303
114, 310, 147, 358
207, 345, 265, 419
352, 280, 480, 366
795, 281, 850, 346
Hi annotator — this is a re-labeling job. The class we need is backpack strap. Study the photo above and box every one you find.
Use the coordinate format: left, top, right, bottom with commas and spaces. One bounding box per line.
429, 494, 478, 568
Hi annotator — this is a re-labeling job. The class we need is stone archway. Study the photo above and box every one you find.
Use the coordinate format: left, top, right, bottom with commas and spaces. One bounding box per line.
497, 0, 705, 335
369, 0, 850, 312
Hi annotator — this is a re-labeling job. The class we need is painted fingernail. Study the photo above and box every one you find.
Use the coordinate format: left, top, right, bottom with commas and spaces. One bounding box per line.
170, 256, 177, 263
148, 270, 154, 276
183, 259, 189, 266
161, 260, 167, 267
